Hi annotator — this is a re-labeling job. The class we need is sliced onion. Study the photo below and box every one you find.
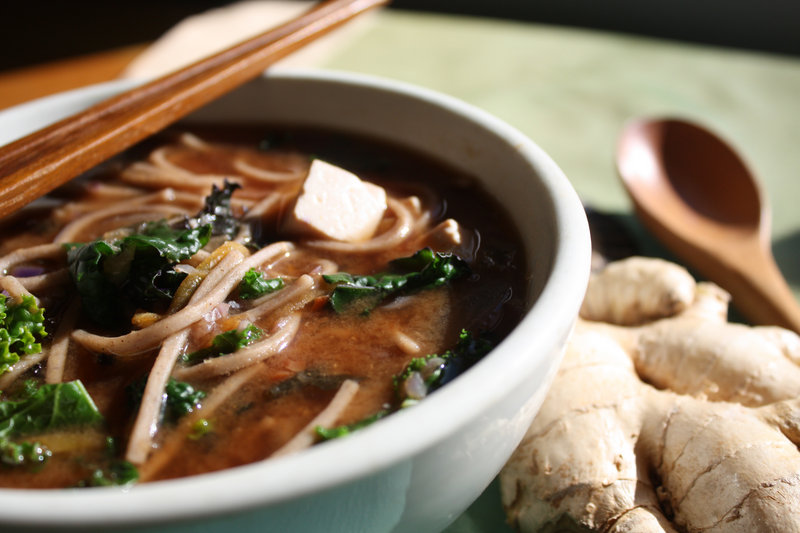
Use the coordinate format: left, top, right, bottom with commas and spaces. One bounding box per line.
403, 372, 427, 400
11, 265, 46, 278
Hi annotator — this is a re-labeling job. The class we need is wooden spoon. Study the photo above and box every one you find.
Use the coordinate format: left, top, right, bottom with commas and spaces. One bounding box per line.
616, 117, 800, 333
0, 0, 387, 218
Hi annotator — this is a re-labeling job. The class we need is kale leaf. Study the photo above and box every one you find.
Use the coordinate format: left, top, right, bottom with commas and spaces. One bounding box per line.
73, 437, 139, 487
79, 460, 139, 487
238, 269, 285, 299
164, 379, 206, 420
0, 294, 47, 375
189, 180, 241, 239
0, 438, 51, 467
323, 248, 469, 314
128, 376, 206, 423
395, 329, 493, 407
181, 324, 263, 365
65, 221, 211, 327
0, 380, 104, 439
0, 379, 101, 469
314, 410, 388, 441
188, 418, 212, 440
64, 182, 244, 327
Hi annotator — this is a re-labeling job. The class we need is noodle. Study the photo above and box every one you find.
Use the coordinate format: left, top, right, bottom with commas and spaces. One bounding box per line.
136, 364, 262, 482
271, 379, 360, 458
121, 161, 239, 191
70, 242, 291, 356
233, 158, 306, 183
16, 269, 70, 291
53, 187, 205, 223
307, 259, 339, 277
126, 331, 188, 464
86, 182, 147, 200
393, 330, 421, 355
178, 132, 212, 150
125, 248, 253, 464
168, 241, 251, 313
171, 313, 301, 381
0, 275, 37, 303
0, 243, 64, 275
0, 127, 525, 488
239, 274, 315, 321
243, 190, 287, 220
0, 351, 46, 391
43, 299, 80, 384
55, 204, 190, 244
150, 147, 232, 184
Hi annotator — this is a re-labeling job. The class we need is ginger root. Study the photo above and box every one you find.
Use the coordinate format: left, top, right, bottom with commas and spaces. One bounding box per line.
501, 256, 800, 532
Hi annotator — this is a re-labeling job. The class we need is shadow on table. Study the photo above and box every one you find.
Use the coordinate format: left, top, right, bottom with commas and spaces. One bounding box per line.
591, 209, 800, 323
773, 230, 800, 289
443, 479, 514, 533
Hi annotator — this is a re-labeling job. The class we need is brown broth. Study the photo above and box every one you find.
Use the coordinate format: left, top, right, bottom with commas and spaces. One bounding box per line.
0, 125, 526, 488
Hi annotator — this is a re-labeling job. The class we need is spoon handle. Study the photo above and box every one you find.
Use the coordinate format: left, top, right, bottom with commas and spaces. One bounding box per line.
698, 238, 800, 334
730, 246, 800, 334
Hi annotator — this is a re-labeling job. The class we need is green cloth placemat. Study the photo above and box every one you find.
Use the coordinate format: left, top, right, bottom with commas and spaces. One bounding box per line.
323, 10, 800, 294
316, 11, 800, 532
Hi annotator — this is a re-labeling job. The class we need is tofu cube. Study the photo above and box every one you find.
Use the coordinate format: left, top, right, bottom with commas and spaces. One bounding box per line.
420, 218, 476, 261
284, 159, 387, 242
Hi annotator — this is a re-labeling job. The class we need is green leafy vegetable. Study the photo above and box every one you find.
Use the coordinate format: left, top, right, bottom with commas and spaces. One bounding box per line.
0, 294, 47, 375
64, 182, 243, 327
0, 438, 51, 467
181, 324, 263, 365
323, 248, 469, 314
189, 418, 212, 440
128, 376, 206, 423
164, 379, 206, 420
238, 269, 285, 299
79, 460, 139, 487
0, 380, 104, 439
75, 437, 139, 487
395, 329, 493, 407
315, 410, 388, 441
66, 221, 211, 326
15, 378, 40, 400
190, 180, 242, 239
0, 380, 103, 469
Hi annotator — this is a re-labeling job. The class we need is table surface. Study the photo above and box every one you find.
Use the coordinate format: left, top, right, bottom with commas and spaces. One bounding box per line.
3, 7, 800, 533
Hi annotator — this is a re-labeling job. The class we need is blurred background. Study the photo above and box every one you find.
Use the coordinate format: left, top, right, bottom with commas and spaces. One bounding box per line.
2, 0, 799, 71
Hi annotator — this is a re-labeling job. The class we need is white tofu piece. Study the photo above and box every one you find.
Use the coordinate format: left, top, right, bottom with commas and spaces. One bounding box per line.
428, 219, 463, 248
421, 218, 477, 261
284, 159, 387, 242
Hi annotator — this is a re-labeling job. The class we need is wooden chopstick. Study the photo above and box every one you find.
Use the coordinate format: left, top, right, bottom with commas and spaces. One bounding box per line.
0, 0, 388, 218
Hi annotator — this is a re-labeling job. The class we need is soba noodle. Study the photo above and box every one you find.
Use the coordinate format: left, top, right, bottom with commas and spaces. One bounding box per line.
0, 126, 525, 488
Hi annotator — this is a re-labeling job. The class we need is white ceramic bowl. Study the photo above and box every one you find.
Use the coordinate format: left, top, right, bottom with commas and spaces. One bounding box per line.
0, 70, 590, 533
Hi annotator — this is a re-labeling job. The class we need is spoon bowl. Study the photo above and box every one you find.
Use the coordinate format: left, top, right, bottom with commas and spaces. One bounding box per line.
617, 117, 800, 332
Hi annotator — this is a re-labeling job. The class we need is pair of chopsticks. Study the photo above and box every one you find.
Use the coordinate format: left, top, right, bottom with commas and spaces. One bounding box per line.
0, 0, 388, 218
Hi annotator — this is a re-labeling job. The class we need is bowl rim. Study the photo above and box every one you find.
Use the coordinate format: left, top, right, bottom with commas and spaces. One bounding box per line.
0, 69, 590, 527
